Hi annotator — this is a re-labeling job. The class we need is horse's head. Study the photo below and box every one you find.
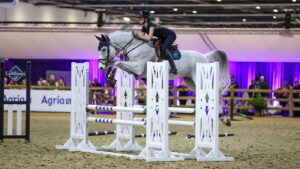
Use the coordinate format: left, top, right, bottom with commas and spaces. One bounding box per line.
96, 28, 139, 72
95, 34, 117, 71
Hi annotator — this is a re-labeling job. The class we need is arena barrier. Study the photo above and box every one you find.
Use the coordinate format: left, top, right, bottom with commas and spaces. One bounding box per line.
0, 60, 31, 143
56, 61, 233, 162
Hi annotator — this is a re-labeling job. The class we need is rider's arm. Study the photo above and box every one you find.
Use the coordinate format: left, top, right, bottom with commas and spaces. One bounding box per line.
138, 27, 154, 41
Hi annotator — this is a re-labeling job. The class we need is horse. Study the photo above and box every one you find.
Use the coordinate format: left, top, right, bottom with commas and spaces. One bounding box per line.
95, 26, 231, 125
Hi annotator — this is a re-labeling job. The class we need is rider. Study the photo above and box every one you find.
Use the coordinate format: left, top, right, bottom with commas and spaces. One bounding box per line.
135, 10, 178, 75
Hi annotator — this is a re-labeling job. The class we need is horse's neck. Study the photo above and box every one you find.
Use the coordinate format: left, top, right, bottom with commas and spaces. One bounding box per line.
110, 32, 136, 46
110, 31, 154, 61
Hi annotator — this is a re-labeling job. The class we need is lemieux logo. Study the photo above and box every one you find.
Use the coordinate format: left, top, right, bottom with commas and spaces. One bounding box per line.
5, 66, 25, 82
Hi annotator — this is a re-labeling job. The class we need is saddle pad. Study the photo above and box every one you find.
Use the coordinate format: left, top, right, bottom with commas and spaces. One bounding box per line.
171, 50, 181, 60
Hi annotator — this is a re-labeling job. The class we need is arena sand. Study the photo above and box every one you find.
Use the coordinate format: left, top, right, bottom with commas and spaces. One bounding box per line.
0, 113, 299, 169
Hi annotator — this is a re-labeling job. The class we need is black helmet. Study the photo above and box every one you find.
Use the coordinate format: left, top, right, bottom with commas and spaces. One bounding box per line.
138, 10, 150, 18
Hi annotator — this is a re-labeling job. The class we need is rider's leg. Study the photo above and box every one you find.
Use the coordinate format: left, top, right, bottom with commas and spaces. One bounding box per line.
161, 33, 177, 74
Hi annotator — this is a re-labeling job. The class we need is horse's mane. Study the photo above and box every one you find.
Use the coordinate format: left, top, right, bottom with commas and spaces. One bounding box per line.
120, 24, 132, 32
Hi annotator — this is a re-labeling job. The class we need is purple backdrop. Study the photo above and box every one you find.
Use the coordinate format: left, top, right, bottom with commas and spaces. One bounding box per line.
228, 62, 300, 90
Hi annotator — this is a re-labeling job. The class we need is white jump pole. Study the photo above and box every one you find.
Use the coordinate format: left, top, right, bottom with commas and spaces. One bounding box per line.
87, 105, 146, 113
16, 105, 22, 135
87, 117, 145, 126
133, 117, 195, 127
7, 105, 13, 135
168, 107, 195, 114
4, 101, 26, 137
87, 105, 195, 114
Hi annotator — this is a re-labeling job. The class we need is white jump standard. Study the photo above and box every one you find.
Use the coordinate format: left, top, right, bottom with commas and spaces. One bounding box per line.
56, 61, 233, 162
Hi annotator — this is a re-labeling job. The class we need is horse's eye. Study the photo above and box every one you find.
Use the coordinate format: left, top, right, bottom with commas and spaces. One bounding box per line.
102, 48, 106, 51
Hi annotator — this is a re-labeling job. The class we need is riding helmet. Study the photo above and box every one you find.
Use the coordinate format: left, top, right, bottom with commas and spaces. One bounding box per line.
138, 10, 150, 18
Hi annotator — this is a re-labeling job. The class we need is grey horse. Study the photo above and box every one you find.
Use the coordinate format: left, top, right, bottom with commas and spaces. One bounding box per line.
96, 27, 231, 125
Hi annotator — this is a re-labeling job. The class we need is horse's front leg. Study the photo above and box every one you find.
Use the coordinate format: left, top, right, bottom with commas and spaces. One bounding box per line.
106, 67, 117, 87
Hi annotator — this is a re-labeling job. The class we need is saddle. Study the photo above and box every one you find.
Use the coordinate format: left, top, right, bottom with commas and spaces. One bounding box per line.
154, 39, 179, 60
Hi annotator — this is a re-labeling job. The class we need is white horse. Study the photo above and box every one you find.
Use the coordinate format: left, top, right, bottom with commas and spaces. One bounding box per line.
96, 27, 231, 125
96, 28, 230, 92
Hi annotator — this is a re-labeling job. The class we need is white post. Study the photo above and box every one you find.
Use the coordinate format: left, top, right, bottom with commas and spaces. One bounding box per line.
102, 69, 142, 151
188, 62, 233, 161
16, 105, 22, 135
132, 61, 183, 162
56, 62, 94, 150
7, 105, 13, 135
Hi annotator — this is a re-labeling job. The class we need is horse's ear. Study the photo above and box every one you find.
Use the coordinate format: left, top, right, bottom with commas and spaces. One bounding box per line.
101, 34, 106, 42
94, 35, 102, 41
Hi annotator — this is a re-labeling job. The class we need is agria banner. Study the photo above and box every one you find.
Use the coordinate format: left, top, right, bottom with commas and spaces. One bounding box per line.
4, 89, 72, 112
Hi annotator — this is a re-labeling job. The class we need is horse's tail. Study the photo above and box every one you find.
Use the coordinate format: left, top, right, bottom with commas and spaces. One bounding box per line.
206, 50, 230, 93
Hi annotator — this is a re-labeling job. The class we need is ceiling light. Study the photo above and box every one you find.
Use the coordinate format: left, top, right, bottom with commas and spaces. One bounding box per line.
123, 17, 131, 22
150, 10, 155, 14
217, 0, 222, 2
273, 9, 278, 13
192, 10, 197, 14
242, 18, 247, 22
273, 16, 277, 19
292, 0, 297, 2
256, 6, 261, 10
173, 8, 178, 12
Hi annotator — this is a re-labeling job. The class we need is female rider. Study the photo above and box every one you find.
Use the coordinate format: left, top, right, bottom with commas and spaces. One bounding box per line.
135, 10, 178, 75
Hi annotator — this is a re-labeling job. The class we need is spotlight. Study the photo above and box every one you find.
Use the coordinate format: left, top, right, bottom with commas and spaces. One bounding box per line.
192, 10, 197, 14
273, 9, 278, 13
123, 17, 131, 22
173, 8, 178, 11
242, 18, 247, 22
273, 16, 277, 19
256, 6, 261, 10
150, 10, 155, 14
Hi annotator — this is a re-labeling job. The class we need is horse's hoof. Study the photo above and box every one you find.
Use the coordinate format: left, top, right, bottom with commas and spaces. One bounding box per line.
225, 119, 231, 126
170, 69, 178, 75
108, 80, 117, 87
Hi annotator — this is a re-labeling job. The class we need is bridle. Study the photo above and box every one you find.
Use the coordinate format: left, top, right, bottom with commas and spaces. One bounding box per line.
98, 33, 147, 78
99, 34, 146, 68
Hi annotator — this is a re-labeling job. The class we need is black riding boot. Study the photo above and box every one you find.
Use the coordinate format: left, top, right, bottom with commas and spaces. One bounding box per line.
164, 49, 178, 75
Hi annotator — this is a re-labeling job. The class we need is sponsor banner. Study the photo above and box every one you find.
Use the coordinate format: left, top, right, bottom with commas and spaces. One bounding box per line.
4, 89, 71, 112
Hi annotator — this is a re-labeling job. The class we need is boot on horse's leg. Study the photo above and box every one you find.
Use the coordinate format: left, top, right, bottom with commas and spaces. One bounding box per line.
164, 49, 178, 75
106, 68, 117, 87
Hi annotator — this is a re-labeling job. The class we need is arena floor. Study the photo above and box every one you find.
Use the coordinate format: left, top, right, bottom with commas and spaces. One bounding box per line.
0, 113, 299, 169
